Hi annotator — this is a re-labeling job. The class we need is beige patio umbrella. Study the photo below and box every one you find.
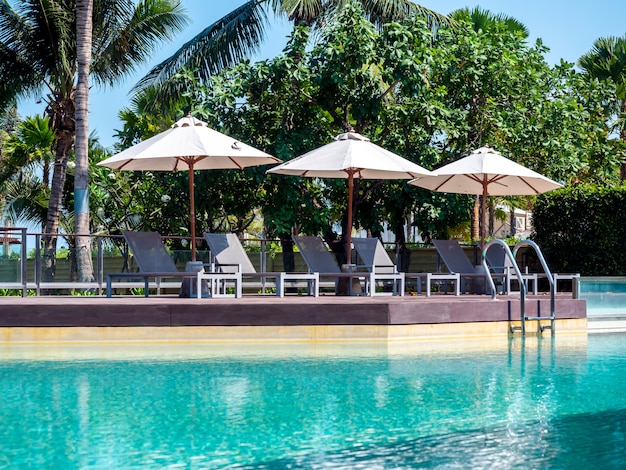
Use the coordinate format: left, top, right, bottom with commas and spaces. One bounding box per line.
98, 115, 281, 260
267, 131, 434, 261
409, 145, 563, 246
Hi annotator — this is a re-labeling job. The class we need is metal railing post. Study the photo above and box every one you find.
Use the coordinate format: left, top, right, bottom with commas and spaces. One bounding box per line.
20, 228, 27, 297
97, 236, 104, 295
260, 238, 267, 292
34, 234, 41, 296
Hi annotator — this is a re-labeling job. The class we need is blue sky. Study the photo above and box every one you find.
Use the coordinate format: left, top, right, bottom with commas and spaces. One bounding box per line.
16, 0, 626, 150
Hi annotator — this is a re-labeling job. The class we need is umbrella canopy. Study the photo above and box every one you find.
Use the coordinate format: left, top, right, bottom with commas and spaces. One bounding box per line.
267, 132, 433, 260
409, 145, 563, 245
98, 115, 281, 260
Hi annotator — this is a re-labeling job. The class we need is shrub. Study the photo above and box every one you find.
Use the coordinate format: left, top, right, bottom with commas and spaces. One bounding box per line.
532, 184, 626, 275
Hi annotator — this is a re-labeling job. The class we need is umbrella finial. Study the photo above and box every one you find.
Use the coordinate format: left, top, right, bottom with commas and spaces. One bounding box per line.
336, 131, 370, 142
173, 115, 208, 128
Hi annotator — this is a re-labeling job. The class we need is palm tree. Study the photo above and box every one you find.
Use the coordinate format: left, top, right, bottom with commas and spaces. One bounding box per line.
75, 0, 94, 282
134, 0, 454, 101
579, 35, 626, 180
450, 6, 528, 38
1, 115, 55, 190
0, 0, 187, 281
1, 116, 56, 231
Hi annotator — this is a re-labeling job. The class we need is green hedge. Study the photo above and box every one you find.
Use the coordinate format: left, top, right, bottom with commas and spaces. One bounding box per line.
533, 185, 626, 276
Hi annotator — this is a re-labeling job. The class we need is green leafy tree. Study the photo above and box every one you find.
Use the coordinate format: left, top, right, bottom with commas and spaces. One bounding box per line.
0, 0, 187, 281
428, 16, 621, 242
134, 0, 453, 110
112, 78, 275, 250
119, 2, 621, 256
183, 4, 446, 258
579, 35, 626, 179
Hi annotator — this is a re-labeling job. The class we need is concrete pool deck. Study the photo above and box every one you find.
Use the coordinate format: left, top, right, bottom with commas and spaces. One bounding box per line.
0, 293, 587, 342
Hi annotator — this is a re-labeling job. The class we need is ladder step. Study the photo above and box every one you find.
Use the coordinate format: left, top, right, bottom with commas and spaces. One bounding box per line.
524, 316, 555, 321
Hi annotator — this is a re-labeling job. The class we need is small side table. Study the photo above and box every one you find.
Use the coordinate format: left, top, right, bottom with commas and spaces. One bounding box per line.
278, 272, 319, 297
196, 272, 242, 298
428, 273, 461, 296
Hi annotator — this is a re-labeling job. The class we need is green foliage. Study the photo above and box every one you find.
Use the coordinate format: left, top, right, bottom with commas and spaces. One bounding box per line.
432, 20, 622, 185
134, 0, 454, 103
70, 289, 97, 296
0, 0, 189, 107
116, 3, 621, 249
0, 288, 36, 296
533, 184, 626, 275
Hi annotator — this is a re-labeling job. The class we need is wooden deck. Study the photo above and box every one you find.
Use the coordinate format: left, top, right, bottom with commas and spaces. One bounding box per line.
0, 293, 586, 343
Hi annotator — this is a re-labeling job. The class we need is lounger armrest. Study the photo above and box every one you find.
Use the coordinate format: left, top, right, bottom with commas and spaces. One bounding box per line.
371, 264, 399, 274
214, 262, 242, 273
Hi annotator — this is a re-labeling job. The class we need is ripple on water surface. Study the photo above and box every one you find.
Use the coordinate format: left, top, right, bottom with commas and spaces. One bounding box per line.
0, 335, 625, 469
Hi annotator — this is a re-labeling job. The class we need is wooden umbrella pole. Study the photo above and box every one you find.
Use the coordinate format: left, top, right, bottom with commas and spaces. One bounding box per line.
481, 179, 488, 249
346, 171, 354, 264
189, 162, 196, 261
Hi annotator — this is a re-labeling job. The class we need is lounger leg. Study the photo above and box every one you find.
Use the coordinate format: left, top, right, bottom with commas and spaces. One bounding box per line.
277, 274, 284, 298
395, 277, 405, 296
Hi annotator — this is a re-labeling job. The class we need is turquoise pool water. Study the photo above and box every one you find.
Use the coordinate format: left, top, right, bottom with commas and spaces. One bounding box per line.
1, 336, 625, 469
579, 277, 626, 316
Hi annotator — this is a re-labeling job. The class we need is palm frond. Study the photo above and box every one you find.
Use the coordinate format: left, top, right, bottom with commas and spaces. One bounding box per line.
133, 0, 267, 92
23, 0, 75, 90
280, 0, 324, 24
359, 0, 454, 29
3, 172, 48, 227
579, 35, 626, 86
91, 0, 188, 86
0, 2, 42, 104
450, 6, 528, 38
0, 0, 76, 104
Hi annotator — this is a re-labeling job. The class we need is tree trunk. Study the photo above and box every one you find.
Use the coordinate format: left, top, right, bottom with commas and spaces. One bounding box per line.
509, 205, 516, 237
74, 0, 95, 283
43, 97, 75, 282
43, 130, 72, 282
619, 113, 626, 182
394, 218, 411, 273
279, 233, 295, 272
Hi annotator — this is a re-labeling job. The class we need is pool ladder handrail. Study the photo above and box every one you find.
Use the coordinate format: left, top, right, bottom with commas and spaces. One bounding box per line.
481, 239, 555, 336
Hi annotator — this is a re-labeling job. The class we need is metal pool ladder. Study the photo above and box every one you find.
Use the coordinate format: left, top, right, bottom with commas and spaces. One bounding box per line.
482, 239, 555, 336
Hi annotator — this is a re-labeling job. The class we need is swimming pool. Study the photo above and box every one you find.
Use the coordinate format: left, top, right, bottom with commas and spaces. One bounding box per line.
579, 276, 626, 316
1, 336, 625, 469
